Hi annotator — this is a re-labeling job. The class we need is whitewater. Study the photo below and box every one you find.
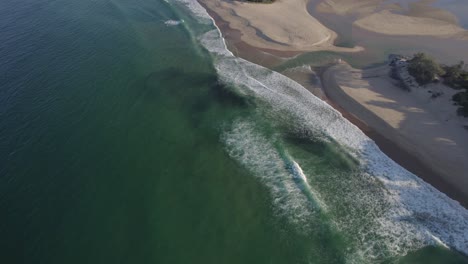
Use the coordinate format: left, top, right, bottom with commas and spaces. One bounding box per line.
170, 0, 468, 262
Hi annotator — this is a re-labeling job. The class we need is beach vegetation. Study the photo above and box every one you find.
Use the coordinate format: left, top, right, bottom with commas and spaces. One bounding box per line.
407, 53, 445, 85
405, 53, 468, 117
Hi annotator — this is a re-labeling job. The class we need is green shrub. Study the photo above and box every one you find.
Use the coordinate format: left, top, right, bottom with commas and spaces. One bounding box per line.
408, 53, 445, 85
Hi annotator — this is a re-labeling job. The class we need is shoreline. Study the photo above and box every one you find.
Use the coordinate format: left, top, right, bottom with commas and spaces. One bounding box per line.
197, 0, 468, 207
320, 64, 468, 208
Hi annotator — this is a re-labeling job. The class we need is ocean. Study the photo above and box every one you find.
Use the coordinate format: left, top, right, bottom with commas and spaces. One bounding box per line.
0, 0, 467, 263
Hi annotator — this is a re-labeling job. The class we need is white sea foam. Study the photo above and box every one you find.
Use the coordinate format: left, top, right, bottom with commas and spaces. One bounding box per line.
174, 0, 468, 260
222, 120, 319, 232
164, 19, 184, 26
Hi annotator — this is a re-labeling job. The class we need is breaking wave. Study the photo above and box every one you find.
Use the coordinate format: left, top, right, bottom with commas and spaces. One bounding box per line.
169, 0, 468, 262
164, 19, 184, 26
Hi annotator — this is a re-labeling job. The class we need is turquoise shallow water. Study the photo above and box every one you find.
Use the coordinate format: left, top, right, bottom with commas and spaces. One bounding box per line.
0, 0, 467, 263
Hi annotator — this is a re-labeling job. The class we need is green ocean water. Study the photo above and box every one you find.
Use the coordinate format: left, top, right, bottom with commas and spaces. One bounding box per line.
0, 0, 467, 263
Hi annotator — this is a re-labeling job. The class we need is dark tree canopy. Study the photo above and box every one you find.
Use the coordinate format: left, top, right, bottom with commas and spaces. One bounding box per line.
407, 53, 445, 85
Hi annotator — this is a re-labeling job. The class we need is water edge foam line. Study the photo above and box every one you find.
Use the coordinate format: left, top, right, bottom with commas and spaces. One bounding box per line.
170, 0, 468, 260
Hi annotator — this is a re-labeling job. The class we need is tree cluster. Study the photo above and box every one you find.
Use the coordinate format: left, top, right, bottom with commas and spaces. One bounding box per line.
407, 53, 468, 117
407, 53, 445, 85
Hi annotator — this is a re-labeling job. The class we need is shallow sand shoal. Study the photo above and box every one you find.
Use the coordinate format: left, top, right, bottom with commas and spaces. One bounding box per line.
322, 63, 468, 205
198, 0, 363, 52
314, 0, 467, 37
315, 0, 381, 16
354, 10, 465, 36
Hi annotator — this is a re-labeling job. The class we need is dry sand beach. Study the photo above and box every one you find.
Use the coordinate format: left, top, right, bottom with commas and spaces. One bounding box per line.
322, 63, 468, 204
198, 0, 468, 205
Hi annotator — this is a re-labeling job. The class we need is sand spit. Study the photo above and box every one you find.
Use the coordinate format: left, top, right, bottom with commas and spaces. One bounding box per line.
198, 0, 363, 52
